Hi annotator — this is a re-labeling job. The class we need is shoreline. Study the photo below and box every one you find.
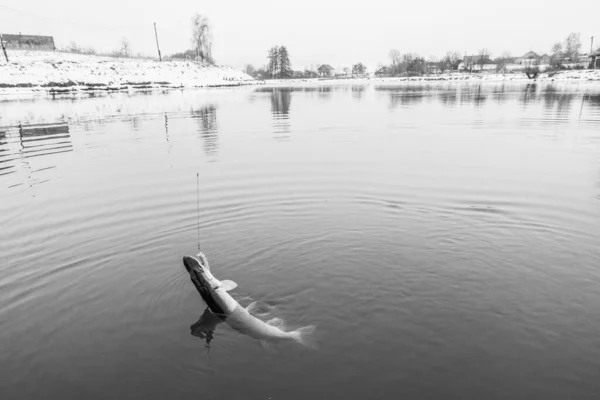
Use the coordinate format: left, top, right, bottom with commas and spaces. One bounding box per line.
2, 51, 600, 98
259, 69, 600, 87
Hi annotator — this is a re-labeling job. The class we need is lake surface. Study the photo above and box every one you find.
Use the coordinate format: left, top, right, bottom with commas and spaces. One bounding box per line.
2, 82, 600, 399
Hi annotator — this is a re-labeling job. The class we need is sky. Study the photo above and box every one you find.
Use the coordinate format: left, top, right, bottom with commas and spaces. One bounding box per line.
1, 0, 598, 71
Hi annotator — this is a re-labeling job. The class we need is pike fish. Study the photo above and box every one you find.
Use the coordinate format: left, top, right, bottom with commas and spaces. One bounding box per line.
183, 253, 316, 348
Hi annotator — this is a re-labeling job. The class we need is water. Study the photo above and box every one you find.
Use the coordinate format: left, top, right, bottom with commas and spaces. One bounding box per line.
2, 82, 600, 399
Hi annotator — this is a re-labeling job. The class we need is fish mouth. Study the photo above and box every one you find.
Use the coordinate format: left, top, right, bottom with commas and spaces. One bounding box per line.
183, 256, 204, 272
183, 255, 204, 274
183, 255, 208, 288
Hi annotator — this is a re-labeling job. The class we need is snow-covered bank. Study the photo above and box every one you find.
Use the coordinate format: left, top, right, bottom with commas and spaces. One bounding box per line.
0, 50, 259, 96
261, 69, 600, 87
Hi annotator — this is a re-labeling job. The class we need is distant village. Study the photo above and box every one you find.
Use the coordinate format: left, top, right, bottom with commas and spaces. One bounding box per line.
1, 30, 598, 81
247, 33, 599, 80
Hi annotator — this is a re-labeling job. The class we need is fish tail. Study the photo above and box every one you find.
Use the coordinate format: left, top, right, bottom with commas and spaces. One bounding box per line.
289, 325, 318, 349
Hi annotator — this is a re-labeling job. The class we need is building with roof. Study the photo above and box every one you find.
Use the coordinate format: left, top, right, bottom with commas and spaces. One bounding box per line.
317, 64, 335, 78
515, 51, 541, 65
458, 54, 495, 72
1, 33, 55, 50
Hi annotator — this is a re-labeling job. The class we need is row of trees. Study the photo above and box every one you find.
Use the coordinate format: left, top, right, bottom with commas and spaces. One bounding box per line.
245, 31, 592, 80
387, 49, 496, 75
381, 32, 595, 77
245, 61, 368, 80
244, 46, 294, 79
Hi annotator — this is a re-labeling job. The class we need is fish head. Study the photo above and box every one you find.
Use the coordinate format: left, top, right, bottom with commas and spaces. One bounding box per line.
183, 253, 226, 316
183, 253, 220, 289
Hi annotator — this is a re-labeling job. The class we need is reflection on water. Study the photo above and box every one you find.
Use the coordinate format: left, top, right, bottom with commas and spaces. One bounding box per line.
588, 94, 600, 107
521, 83, 537, 105
376, 85, 432, 108
472, 85, 487, 107
2, 82, 600, 400
190, 307, 225, 348
369, 83, 600, 118
316, 86, 333, 101
491, 84, 508, 104
542, 86, 576, 117
270, 88, 292, 138
439, 89, 458, 107
351, 85, 365, 101
1, 84, 599, 190
191, 104, 219, 156
0, 122, 71, 185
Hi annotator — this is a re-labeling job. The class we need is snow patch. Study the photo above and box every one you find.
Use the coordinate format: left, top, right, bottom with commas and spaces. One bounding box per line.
0, 50, 259, 95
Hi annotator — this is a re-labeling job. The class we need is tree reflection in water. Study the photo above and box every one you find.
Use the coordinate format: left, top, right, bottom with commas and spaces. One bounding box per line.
191, 104, 219, 156
270, 88, 292, 139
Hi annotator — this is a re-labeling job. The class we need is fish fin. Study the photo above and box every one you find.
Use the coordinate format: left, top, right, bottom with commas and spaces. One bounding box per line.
266, 317, 285, 329
246, 301, 258, 313
289, 325, 318, 350
220, 280, 238, 291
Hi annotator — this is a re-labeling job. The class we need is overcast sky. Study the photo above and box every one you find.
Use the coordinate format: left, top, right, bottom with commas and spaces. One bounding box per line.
1, 0, 598, 70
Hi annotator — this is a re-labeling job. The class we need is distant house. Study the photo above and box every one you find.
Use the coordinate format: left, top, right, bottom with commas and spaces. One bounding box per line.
459, 54, 495, 72
575, 53, 593, 67
515, 51, 540, 66
1, 33, 55, 50
589, 49, 600, 69
317, 64, 335, 78
539, 53, 551, 65
427, 62, 443, 74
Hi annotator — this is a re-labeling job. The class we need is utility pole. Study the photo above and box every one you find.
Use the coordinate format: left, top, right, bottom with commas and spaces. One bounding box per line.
0, 34, 9, 62
154, 23, 162, 62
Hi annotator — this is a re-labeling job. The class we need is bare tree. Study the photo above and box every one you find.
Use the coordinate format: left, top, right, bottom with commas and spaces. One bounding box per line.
244, 64, 256, 76
68, 41, 80, 53
352, 63, 367, 76
387, 49, 401, 76
496, 51, 512, 72
551, 42, 563, 53
388, 49, 401, 65
192, 13, 213, 64
564, 32, 581, 62
443, 51, 461, 72
121, 37, 131, 57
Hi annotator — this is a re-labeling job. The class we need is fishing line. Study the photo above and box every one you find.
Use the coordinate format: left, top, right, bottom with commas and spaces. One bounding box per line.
197, 172, 201, 251
579, 92, 587, 120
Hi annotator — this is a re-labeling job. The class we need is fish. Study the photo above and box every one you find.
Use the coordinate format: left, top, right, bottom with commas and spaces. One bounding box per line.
183, 252, 316, 349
